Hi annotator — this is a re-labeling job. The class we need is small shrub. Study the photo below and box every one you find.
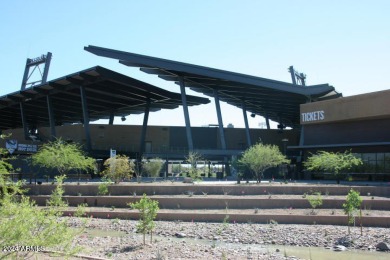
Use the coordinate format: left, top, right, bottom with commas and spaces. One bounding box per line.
185, 152, 203, 181
269, 219, 278, 226
101, 154, 134, 183
128, 194, 159, 245
74, 203, 88, 217
142, 158, 164, 177
343, 189, 362, 234
111, 218, 120, 225
97, 179, 110, 195
307, 192, 323, 215
47, 175, 68, 208
222, 188, 231, 196
217, 215, 229, 235
0, 170, 83, 259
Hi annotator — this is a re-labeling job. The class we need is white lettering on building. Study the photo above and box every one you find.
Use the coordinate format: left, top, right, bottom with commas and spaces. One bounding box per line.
17, 144, 38, 153
301, 110, 325, 122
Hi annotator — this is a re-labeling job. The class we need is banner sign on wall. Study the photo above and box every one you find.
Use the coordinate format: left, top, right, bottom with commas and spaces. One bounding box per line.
5, 139, 18, 154
17, 144, 38, 153
4, 140, 38, 153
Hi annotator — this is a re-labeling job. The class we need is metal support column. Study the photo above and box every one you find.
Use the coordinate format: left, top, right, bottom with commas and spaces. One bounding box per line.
213, 89, 227, 150
21, 52, 52, 90
289, 66, 297, 85
46, 95, 56, 139
299, 125, 305, 146
20, 59, 30, 90
265, 114, 270, 130
108, 112, 114, 125
80, 86, 92, 151
139, 99, 150, 159
165, 158, 169, 179
19, 102, 29, 140
179, 78, 194, 151
42, 52, 52, 84
241, 101, 252, 147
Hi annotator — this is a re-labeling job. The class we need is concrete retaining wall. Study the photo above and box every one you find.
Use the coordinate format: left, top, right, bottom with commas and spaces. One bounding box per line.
29, 195, 390, 210
25, 184, 390, 197
62, 210, 390, 228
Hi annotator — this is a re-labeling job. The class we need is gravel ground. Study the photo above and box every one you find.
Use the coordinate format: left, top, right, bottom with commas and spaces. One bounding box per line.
63, 217, 390, 260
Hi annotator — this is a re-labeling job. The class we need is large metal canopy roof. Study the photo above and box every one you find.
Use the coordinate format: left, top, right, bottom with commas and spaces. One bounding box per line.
0, 66, 210, 130
85, 45, 341, 128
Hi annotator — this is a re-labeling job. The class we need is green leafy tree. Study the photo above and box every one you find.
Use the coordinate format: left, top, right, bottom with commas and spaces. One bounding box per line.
101, 154, 134, 183
0, 134, 14, 175
128, 194, 159, 245
0, 156, 12, 175
185, 152, 203, 181
239, 143, 289, 183
343, 189, 363, 234
142, 158, 164, 177
32, 138, 96, 176
304, 150, 363, 184
231, 156, 246, 183
0, 136, 83, 259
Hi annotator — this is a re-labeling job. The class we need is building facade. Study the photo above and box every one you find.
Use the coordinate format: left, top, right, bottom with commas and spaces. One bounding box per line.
293, 89, 390, 180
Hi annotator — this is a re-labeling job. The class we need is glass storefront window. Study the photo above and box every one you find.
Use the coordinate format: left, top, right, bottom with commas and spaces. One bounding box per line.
362, 153, 376, 161
349, 153, 390, 173
377, 153, 385, 160
385, 159, 390, 173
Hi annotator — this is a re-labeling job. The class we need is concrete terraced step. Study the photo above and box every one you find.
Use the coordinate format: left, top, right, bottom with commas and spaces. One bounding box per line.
25, 183, 390, 196
58, 207, 390, 227
29, 195, 390, 210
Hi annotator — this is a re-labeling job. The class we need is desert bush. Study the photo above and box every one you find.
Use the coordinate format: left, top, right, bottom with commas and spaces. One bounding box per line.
307, 192, 323, 215
101, 154, 134, 183
343, 189, 362, 234
142, 158, 164, 177
128, 194, 159, 245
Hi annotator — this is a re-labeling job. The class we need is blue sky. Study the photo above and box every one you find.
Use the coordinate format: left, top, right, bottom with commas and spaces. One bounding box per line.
1, 1, 389, 128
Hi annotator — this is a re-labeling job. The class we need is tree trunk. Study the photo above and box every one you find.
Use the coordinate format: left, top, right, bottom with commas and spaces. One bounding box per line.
257, 174, 262, 183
